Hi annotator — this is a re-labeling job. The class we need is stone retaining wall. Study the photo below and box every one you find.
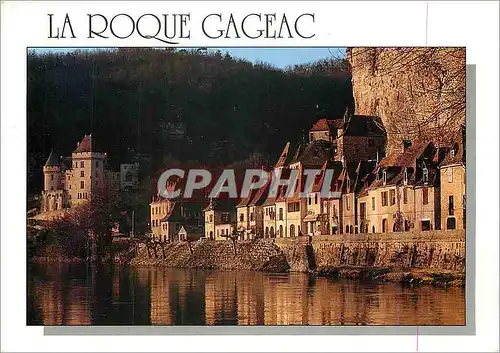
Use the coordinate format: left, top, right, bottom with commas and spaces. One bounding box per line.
126, 230, 465, 274
274, 230, 465, 272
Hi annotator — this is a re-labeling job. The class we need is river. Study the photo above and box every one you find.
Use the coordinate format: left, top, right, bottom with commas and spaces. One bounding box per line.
27, 263, 465, 326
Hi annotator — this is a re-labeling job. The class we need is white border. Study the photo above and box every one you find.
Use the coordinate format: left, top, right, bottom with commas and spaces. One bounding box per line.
1, 1, 499, 352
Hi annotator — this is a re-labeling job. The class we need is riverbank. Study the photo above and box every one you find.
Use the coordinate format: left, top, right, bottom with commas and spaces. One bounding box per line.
30, 230, 466, 287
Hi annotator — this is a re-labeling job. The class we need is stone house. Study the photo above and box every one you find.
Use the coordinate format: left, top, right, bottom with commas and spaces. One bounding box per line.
358, 140, 441, 233
203, 199, 237, 241
439, 127, 466, 231
262, 197, 277, 238
119, 163, 139, 192
307, 111, 387, 163
335, 112, 387, 163
315, 161, 344, 235
149, 196, 171, 241
236, 174, 270, 239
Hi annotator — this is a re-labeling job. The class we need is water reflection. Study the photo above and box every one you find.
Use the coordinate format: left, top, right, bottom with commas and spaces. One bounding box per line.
28, 264, 465, 326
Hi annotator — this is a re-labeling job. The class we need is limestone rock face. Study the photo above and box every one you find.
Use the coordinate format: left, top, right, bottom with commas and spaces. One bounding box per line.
347, 48, 465, 156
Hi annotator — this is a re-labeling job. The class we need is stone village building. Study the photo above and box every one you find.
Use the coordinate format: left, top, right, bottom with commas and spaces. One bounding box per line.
357, 140, 441, 234
220, 113, 387, 240
149, 177, 204, 242
439, 127, 466, 231
211, 117, 466, 240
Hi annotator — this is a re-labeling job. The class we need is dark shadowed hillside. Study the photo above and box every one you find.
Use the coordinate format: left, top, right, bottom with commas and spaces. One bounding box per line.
27, 48, 353, 194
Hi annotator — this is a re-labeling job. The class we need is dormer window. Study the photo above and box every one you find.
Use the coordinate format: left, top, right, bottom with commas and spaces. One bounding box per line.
383, 171, 387, 185
450, 149, 455, 158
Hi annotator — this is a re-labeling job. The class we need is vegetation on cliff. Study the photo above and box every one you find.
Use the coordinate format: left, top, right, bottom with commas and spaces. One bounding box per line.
27, 48, 352, 196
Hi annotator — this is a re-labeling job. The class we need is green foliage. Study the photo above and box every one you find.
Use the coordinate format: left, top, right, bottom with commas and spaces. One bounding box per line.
28, 48, 353, 196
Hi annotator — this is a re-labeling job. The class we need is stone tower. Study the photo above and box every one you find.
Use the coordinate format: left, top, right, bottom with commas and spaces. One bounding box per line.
69, 134, 106, 207
42, 151, 65, 212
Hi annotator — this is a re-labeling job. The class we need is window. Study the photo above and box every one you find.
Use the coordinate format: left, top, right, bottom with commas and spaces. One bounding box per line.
447, 217, 456, 230
332, 204, 338, 217
448, 195, 454, 215
239, 213, 244, 222
447, 168, 453, 183
422, 188, 429, 205
125, 171, 133, 182
290, 224, 295, 237
383, 171, 387, 185
217, 230, 220, 236
404, 168, 408, 185
314, 193, 318, 204
390, 189, 396, 206
421, 220, 431, 231
265, 208, 268, 216
372, 226, 376, 233
81, 171, 84, 177
279, 225, 284, 237
279, 208, 284, 221
381, 191, 388, 207
368, 139, 374, 147
209, 214, 213, 222
345, 195, 350, 210
80, 180, 84, 189
80, 161, 84, 168
308, 196, 311, 205
250, 213, 254, 222
288, 202, 300, 213
403, 188, 408, 204
371, 197, 375, 211
221, 213, 230, 223
51, 174, 54, 181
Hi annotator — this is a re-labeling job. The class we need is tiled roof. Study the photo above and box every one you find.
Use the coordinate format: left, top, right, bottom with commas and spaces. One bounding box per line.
310, 118, 344, 132
310, 118, 331, 131
343, 115, 386, 137
248, 177, 271, 206
161, 201, 183, 222
274, 142, 291, 168
290, 140, 335, 167
44, 151, 60, 167
440, 127, 466, 167
74, 134, 93, 153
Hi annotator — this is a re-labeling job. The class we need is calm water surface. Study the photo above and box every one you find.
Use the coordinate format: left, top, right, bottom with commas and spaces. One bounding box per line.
27, 263, 465, 326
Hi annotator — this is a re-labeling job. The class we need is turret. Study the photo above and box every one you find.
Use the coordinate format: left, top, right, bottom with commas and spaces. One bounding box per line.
43, 151, 62, 191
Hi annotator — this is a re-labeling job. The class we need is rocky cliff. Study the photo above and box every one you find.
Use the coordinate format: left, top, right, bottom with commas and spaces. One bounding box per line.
347, 48, 466, 156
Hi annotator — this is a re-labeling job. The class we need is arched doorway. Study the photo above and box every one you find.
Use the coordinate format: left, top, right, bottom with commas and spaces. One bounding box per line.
209, 231, 213, 240
404, 220, 411, 231
290, 224, 295, 237
382, 219, 388, 233
279, 225, 284, 237
265, 227, 269, 238
372, 226, 376, 233
270, 226, 275, 238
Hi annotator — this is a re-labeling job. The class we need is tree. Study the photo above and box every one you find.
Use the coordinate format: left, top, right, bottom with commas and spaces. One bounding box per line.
46, 182, 120, 261
222, 223, 241, 256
